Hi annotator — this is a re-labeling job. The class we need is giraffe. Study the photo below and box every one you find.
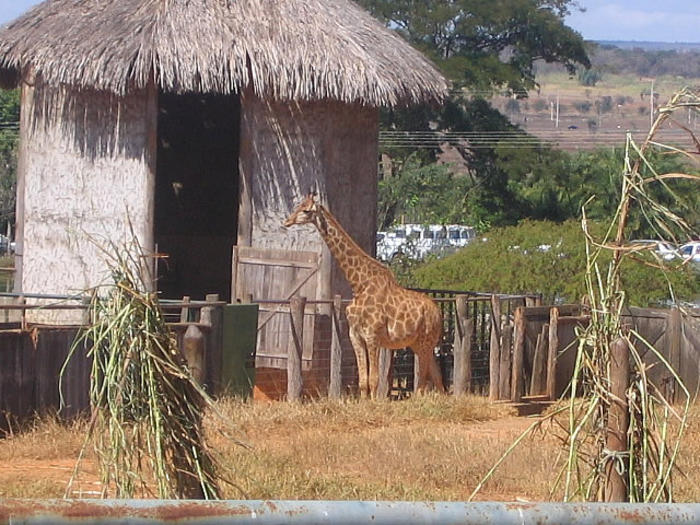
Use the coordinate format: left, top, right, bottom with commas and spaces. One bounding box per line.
283, 193, 444, 398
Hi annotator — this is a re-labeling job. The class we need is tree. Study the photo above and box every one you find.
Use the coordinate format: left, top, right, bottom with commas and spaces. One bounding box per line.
378, 142, 698, 238
359, 0, 590, 93
362, 0, 591, 231
0, 89, 19, 235
377, 152, 468, 229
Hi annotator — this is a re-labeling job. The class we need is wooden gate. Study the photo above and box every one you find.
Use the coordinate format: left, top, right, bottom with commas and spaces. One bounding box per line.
232, 246, 320, 369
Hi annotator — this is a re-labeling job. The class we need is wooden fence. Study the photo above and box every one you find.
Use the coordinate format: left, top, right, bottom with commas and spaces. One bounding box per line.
1, 290, 698, 429
498, 304, 700, 403
0, 294, 226, 433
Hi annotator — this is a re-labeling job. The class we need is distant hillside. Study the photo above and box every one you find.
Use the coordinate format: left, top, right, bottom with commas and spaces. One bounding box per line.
536, 43, 700, 79
596, 41, 700, 52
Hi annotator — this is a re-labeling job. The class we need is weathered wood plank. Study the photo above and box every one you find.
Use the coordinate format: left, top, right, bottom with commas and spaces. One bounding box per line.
546, 307, 559, 401
511, 307, 526, 402
530, 324, 548, 396
328, 295, 343, 399
453, 295, 473, 396
499, 321, 512, 399
489, 295, 501, 401
287, 295, 306, 401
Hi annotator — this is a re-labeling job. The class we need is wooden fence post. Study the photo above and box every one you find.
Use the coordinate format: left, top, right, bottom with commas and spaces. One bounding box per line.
200, 294, 223, 394
604, 337, 630, 502
546, 307, 560, 400
180, 295, 191, 323
489, 295, 502, 401
19, 295, 25, 331
413, 352, 420, 393
530, 324, 548, 396
288, 295, 306, 402
329, 294, 343, 399
499, 319, 512, 398
183, 324, 206, 384
80, 293, 90, 326
231, 247, 239, 302
453, 295, 473, 396
511, 306, 526, 402
666, 307, 681, 403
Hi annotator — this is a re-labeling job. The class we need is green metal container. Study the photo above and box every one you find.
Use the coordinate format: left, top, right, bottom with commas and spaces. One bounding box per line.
221, 303, 259, 398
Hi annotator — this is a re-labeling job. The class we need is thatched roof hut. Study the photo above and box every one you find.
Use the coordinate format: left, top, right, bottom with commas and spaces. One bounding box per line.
0, 0, 447, 349
0, 0, 446, 105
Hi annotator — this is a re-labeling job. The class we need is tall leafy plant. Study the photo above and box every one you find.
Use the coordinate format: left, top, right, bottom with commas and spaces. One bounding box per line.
62, 236, 229, 499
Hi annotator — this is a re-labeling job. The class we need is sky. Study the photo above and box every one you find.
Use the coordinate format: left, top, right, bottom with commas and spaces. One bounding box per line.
0, 0, 698, 43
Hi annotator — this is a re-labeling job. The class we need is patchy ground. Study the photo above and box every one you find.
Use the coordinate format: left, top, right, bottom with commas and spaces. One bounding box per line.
1, 395, 699, 502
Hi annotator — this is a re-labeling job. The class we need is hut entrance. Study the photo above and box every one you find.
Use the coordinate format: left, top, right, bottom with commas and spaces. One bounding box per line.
154, 92, 241, 302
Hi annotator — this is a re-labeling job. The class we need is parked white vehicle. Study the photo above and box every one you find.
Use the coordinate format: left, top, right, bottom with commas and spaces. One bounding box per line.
629, 239, 679, 261
376, 224, 476, 260
678, 241, 700, 263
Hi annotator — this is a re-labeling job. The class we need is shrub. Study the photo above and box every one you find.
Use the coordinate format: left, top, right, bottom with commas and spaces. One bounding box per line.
573, 101, 592, 113
411, 220, 698, 307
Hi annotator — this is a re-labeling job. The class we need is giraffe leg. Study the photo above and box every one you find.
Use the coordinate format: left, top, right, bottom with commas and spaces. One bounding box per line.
366, 338, 381, 399
414, 350, 431, 393
414, 347, 445, 393
427, 331, 446, 392
348, 325, 369, 398
427, 351, 445, 393
382, 349, 395, 398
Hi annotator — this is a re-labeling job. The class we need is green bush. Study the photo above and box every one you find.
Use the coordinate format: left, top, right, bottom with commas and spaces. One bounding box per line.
411, 220, 699, 307
578, 68, 602, 86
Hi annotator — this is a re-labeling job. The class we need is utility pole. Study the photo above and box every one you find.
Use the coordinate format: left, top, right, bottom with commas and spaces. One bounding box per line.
649, 79, 654, 129
555, 93, 560, 128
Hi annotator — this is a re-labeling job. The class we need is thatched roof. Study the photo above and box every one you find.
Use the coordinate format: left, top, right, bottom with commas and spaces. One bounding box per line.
0, 0, 448, 106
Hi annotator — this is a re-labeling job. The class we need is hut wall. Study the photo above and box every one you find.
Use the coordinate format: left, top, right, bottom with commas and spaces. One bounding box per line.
18, 81, 157, 323
238, 92, 379, 301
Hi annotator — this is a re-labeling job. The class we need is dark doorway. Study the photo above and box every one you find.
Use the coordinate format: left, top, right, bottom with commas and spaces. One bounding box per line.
155, 92, 240, 302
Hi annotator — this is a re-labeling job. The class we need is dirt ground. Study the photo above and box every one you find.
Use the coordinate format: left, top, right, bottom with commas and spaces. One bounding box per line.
1, 396, 698, 502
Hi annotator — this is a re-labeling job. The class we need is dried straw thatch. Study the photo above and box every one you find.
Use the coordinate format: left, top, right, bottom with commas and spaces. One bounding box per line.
0, 0, 448, 106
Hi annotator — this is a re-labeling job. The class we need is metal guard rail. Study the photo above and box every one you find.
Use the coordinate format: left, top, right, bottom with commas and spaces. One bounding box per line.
2, 500, 700, 524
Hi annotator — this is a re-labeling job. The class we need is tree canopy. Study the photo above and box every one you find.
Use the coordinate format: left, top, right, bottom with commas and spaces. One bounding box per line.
358, 0, 590, 92
364, 0, 598, 235
0, 89, 18, 234
379, 140, 699, 241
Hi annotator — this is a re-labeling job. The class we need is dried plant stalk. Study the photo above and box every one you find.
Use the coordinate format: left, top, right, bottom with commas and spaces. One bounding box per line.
560, 87, 698, 502
471, 87, 699, 502
62, 235, 221, 499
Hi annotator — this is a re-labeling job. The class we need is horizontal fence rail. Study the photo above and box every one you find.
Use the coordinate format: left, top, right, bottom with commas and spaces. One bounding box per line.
2, 500, 700, 525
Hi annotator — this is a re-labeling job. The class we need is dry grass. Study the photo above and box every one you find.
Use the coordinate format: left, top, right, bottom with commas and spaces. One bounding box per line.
209, 395, 564, 501
0, 415, 98, 498
0, 415, 86, 462
1, 396, 700, 501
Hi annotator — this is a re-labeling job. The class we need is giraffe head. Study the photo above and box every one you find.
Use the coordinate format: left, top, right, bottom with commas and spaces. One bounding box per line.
283, 193, 319, 228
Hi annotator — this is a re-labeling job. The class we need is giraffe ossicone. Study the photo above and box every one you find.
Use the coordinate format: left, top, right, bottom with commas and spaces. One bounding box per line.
284, 193, 445, 398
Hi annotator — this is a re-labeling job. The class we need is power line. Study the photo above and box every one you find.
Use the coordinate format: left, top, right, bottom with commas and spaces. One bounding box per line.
379, 129, 694, 149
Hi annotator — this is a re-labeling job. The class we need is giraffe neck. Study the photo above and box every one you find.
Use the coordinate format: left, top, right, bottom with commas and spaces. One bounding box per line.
313, 205, 389, 293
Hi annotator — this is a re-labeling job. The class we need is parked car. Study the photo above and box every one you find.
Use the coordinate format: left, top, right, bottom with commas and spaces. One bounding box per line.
629, 239, 678, 260
678, 241, 700, 264
376, 223, 476, 260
